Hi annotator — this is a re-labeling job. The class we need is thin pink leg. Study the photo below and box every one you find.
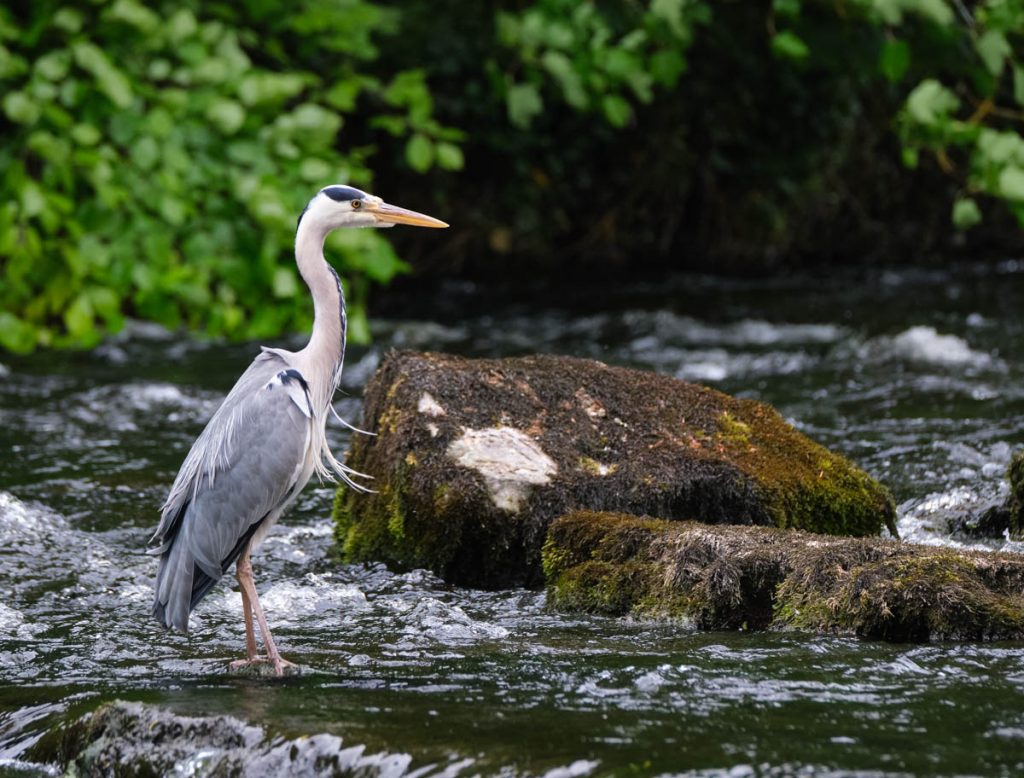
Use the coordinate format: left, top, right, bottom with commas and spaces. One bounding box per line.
229, 547, 294, 676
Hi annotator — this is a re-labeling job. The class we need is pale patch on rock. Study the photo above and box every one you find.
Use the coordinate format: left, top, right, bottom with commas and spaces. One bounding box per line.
447, 426, 557, 512
417, 392, 446, 416
575, 388, 606, 419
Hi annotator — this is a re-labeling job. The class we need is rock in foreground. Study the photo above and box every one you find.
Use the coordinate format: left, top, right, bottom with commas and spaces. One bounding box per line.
545, 511, 1024, 642
334, 351, 895, 588
33, 701, 415, 777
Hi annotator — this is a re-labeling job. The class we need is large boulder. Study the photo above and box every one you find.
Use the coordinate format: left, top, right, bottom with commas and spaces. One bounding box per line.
544, 511, 1024, 642
334, 351, 896, 588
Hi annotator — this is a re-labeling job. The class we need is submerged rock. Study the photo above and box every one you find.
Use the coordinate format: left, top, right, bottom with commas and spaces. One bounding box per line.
334, 351, 895, 588
544, 511, 1024, 642
31, 701, 415, 777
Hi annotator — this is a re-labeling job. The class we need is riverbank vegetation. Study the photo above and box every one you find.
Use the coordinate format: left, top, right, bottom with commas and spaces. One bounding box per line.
2, 0, 1023, 352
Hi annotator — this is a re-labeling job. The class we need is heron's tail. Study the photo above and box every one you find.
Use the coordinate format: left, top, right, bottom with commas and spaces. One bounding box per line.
152, 535, 220, 633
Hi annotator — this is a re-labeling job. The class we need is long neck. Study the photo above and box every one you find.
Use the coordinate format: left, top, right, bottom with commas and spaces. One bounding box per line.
294, 220, 346, 409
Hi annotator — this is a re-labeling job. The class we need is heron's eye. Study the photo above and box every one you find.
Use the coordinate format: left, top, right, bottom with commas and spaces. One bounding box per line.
351, 200, 362, 210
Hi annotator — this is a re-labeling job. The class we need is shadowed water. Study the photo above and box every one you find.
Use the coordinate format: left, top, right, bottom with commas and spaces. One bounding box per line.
2, 264, 1024, 776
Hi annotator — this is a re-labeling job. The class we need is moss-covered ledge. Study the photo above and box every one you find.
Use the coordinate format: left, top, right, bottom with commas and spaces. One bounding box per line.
334, 351, 895, 588
544, 511, 1024, 642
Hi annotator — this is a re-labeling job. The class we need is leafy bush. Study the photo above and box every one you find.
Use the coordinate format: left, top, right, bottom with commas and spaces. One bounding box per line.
0, 0, 461, 353
769, 0, 1024, 230
1, 0, 1022, 354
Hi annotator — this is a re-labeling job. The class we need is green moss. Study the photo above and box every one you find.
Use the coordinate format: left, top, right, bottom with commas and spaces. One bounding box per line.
546, 511, 1024, 642
547, 559, 655, 616
715, 400, 897, 537
579, 456, 618, 476
777, 551, 1024, 641
717, 411, 752, 443
387, 486, 406, 541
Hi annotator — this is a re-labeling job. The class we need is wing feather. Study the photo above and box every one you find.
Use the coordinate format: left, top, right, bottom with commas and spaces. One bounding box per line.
151, 351, 315, 631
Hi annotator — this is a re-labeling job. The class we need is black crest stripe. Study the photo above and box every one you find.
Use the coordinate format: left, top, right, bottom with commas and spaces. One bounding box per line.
322, 185, 365, 202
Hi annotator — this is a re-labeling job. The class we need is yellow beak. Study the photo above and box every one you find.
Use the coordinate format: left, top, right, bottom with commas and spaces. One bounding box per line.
370, 202, 449, 228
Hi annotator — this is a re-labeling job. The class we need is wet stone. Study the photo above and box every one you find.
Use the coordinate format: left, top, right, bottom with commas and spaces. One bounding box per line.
950, 449, 1024, 540
544, 511, 1024, 642
31, 701, 414, 778
333, 351, 896, 588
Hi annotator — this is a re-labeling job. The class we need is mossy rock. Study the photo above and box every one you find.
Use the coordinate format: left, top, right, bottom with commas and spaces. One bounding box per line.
334, 351, 895, 588
544, 511, 1024, 642
27, 701, 410, 777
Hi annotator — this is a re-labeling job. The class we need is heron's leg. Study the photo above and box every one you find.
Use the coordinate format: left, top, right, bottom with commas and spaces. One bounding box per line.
234, 550, 294, 677
236, 550, 259, 661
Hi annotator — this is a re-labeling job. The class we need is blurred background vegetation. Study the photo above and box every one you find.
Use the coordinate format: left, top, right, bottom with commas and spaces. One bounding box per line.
1, 0, 1023, 353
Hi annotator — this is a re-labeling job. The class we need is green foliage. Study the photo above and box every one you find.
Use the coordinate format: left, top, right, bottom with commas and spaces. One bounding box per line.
3, 0, 1023, 354
495, 0, 708, 129
768, 0, 1024, 230
0, 0, 459, 353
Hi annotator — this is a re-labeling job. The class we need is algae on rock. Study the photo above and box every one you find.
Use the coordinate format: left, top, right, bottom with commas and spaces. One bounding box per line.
543, 511, 1024, 642
28, 701, 414, 777
334, 351, 896, 588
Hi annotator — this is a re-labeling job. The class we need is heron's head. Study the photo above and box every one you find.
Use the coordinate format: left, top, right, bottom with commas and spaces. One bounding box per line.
298, 185, 448, 232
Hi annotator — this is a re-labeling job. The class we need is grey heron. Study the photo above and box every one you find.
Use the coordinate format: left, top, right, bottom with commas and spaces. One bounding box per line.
149, 185, 447, 675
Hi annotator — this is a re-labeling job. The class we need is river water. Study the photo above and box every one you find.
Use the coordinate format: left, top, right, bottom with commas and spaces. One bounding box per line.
2, 263, 1024, 776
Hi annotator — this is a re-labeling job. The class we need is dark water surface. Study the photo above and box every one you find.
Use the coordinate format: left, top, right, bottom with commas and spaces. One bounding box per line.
2, 263, 1024, 776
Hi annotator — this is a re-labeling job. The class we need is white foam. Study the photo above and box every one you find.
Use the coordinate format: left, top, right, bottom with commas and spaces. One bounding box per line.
873, 326, 990, 367
216, 573, 370, 624
397, 597, 510, 643
623, 312, 844, 347
0, 491, 65, 542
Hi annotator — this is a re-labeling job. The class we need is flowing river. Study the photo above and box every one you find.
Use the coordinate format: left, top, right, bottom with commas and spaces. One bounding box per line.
2, 263, 1024, 776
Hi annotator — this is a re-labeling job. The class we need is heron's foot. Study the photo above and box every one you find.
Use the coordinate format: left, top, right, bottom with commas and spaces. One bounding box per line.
228, 656, 298, 677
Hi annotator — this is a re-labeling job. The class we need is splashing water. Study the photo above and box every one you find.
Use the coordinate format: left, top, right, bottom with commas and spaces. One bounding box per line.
2, 264, 1024, 776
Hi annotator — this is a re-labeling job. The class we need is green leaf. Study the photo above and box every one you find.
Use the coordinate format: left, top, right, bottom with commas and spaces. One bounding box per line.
999, 166, 1024, 202
871, 0, 903, 24
0, 313, 37, 354
435, 141, 464, 171
206, 98, 246, 134
1015, 66, 1024, 107
105, 0, 160, 33
63, 292, 94, 338
650, 0, 689, 37
952, 198, 982, 230
771, 31, 809, 62
772, 0, 802, 19
601, 94, 632, 127
976, 30, 1011, 76
53, 8, 84, 33
542, 51, 587, 109
913, 0, 954, 26
35, 50, 70, 81
72, 42, 133, 108
879, 39, 910, 83
649, 49, 686, 87
905, 79, 959, 125
3, 91, 39, 124
131, 136, 159, 170
507, 82, 543, 128
405, 133, 434, 172
300, 158, 333, 182
238, 72, 304, 106
272, 267, 298, 298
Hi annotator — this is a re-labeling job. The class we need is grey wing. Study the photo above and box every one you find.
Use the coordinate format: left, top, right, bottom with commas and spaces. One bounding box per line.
151, 351, 314, 631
